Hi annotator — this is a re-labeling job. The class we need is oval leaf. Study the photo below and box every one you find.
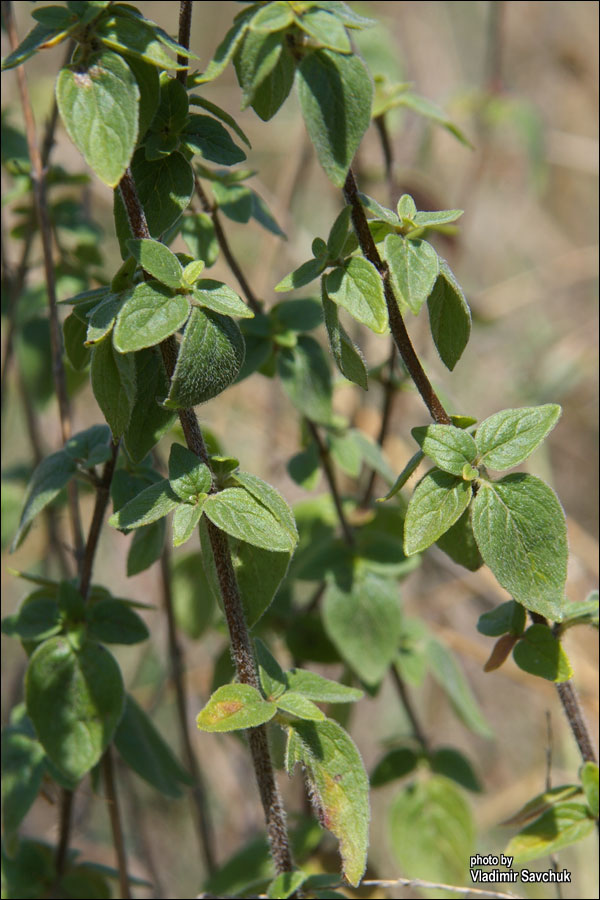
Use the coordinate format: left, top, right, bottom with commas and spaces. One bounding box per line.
427, 259, 471, 370
203, 487, 296, 552
196, 684, 276, 732
512, 624, 573, 682
403, 469, 472, 556
475, 405, 561, 471
113, 281, 190, 352
326, 258, 387, 334
411, 424, 477, 476
127, 239, 183, 289
384, 233, 439, 315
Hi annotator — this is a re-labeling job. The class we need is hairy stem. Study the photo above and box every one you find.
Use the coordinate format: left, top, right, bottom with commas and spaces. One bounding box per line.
102, 748, 131, 900
78, 441, 120, 601
306, 419, 354, 546
555, 680, 597, 765
176, 0, 193, 80
343, 169, 451, 425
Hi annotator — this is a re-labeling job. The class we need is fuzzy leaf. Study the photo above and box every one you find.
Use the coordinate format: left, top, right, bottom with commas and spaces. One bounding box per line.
277, 692, 325, 721
168, 443, 212, 502
183, 115, 246, 165
505, 802, 594, 863
123, 348, 177, 463
435, 507, 483, 571
277, 335, 333, 425
512, 625, 573, 682
191, 280, 253, 318
296, 9, 351, 53
12, 451, 76, 550
475, 405, 561, 471
477, 600, 526, 637
113, 281, 190, 352
275, 257, 328, 292
90, 339, 136, 438
580, 762, 599, 818
196, 684, 277, 732
87, 599, 149, 645
109, 479, 180, 530
403, 469, 472, 555
322, 284, 368, 389
326, 257, 387, 334
127, 239, 183, 289
172, 502, 205, 547
384, 233, 439, 314
203, 487, 296, 553
411, 424, 477, 476
285, 670, 362, 704
427, 260, 471, 370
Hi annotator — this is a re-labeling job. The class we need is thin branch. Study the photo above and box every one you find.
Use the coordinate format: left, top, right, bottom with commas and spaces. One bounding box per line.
390, 666, 430, 753
306, 419, 354, 546
159, 548, 217, 875
361, 343, 398, 505
193, 175, 262, 314
102, 748, 131, 900
555, 680, 597, 765
361, 878, 523, 900
176, 0, 193, 80
54, 788, 75, 883
343, 168, 451, 425
4, 2, 85, 561
78, 440, 120, 601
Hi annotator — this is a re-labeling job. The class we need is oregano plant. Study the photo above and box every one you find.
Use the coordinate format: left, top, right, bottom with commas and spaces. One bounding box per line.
1, 2, 597, 898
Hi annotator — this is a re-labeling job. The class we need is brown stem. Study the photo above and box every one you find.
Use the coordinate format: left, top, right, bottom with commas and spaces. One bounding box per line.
306, 420, 354, 546
176, 0, 193, 80
78, 440, 120, 601
54, 788, 74, 882
194, 175, 262, 314
119, 164, 294, 875
555, 681, 597, 765
391, 667, 430, 753
361, 344, 398, 505
159, 549, 217, 874
102, 748, 131, 900
4, 2, 85, 560
343, 169, 451, 425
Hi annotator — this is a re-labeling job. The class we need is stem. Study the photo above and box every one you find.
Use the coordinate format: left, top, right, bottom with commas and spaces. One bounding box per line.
343, 169, 451, 425
102, 748, 131, 900
176, 0, 193, 80
390, 667, 430, 752
119, 164, 294, 875
78, 441, 120, 601
159, 548, 217, 874
4, 2, 85, 561
306, 420, 354, 546
361, 344, 398, 505
54, 788, 74, 882
555, 681, 597, 765
194, 175, 262, 314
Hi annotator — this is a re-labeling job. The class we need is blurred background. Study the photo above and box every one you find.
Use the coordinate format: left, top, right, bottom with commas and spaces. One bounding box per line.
2, 2, 598, 898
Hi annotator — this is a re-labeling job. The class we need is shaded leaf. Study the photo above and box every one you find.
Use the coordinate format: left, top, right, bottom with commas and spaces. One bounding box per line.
403, 469, 472, 555
12, 451, 76, 551
512, 624, 573, 682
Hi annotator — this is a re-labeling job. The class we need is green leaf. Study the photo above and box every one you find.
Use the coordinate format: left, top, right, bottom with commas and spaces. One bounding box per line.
232, 470, 298, 548
251, 190, 286, 236
0, 840, 56, 899
235, 29, 285, 107
275, 257, 328, 292
503, 784, 583, 827
1, 724, 46, 841
297, 49, 373, 187
164, 308, 245, 409
327, 206, 352, 259
322, 284, 368, 389
168, 443, 212, 502
113, 281, 190, 352
1, 592, 62, 641
250, 1, 295, 33
123, 348, 177, 463
472, 475, 568, 620
115, 149, 193, 244
475, 405, 562, 471
427, 639, 492, 738
84, 293, 123, 346
109, 479, 180, 530
56, 51, 139, 187
97, 11, 187, 69
329, 432, 362, 478
203, 487, 296, 553
87, 598, 149, 644
254, 638, 287, 700
277, 335, 333, 425
430, 747, 481, 792
127, 239, 183, 289
435, 507, 483, 572
12, 450, 76, 550
383, 234, 439, 315
149, 73, 188, 134
506, 802, 594, 863
191, 280, 253, 318
277, 692, 325, 721
125, 55, 160, 139
512, 624, 573, 682
286, 719, 369, 886
171, 552, 215, 639
414, 208, 464, 227
189, 95, 251, 148
580, 762, 599, 818
267, 871, 308, 900
559, 592, 599, 631
370, 747, 419, 787
359, 192, 399, 225
285, 670, 363, 704
390, 777, 474, 886
183, 115, 246, 165
403, 469, 472, 555
182, 260, 206, 285
287, 443, 321, 491
411, 424, 477, 477
392, 91, 472, 147
181, 213, 219, 267
63, 312, 91, 370
326, 257, 387, 334
25, 637, 124, 781
172, 502, 205, 547
477, 600, 526, 637
114, 694, 191, 797
427, 260, 471, 370
212, 181, 253, 222
90, 339, 136, 438
296, 9, 351, 53
323, 573, 401, 686
2, 21, 71, 71
248, 41, 296, 121
127, 520, 166, 575
196, 684, 277, 732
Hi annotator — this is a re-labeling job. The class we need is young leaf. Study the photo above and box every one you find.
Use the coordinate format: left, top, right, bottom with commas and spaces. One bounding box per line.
472, 475, 568, 620
109, 479, 180, 530
427, 639, 492, 737
113, 281, 190, 352
197, 19, 251, 84
56, 51, 139, 187
168, 443, 212, 503
2, 21, 72, 71
323, 573, 401, 686
254, 638, 287, 700
322, 284, 368, 389
512, 624, 573, 682
127, 239, 183, 289
25, 637, 124, 782
90, 339, 136, 438
172, 502, 205, 548
183, 115, 246, 165
250, 1, 295, 33
203, 487, 296, 553
580, 762, 599, 818
164, 308, 245, 409
127, 520, 166, 575
87, 599, 150, 645
477, 600, 526, 637
286, 719, 369, 886
403, 469, 472, 555
97, 10, 188, 69
414, 209, 464, 227
85, 292, 124, 346
370, 747, 420, 787
296, 8, 352, 53
427, 260, 471, 370
475, 405, 561, 471
277, 335, 333, 425
275, 257, 328, 292
191, 280, 254, 318
430, 747, 481, 792
267, 871, 308, 900
327, 206, 352, 259
435, 507, 483, 571
297, 49, 373, 187
326, 257, 387, 334
411, 424, 477, 476
249, 42, 296, 121
196, 684, 277, 732
285, 670, 363, 704
114, 694, 192, 798
383, 234, 439, 314
12, 451, 76, 550
234, 30, 286, 108
276, 692, 325, 721
123, 347, 177, 464
505, 802, 594, 863
232, 470, 298, 548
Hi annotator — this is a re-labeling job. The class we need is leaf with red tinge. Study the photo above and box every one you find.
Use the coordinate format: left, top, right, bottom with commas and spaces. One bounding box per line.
196, 684, 276, 732
483, 633, 519, 672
